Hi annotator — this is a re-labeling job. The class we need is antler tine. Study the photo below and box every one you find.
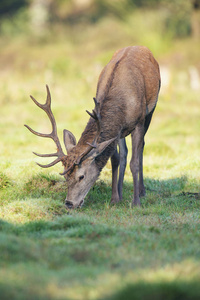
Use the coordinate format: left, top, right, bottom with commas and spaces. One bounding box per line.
25, 85, 66, 169
29, 85, 51, 110
92, 97, 101, 141
60, 163, 75, 176
86, 97, 100, 120
46, 84, 51, 106
36, 157, 62, 168
86, 109, 96, 119
93, 97, 99, 110
24, 124, 51, 138
30, 95, 44, 109
33, 151, 58, 157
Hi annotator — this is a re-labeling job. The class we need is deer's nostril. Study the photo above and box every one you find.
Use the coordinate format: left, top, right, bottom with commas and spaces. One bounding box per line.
65, 201, 74, 209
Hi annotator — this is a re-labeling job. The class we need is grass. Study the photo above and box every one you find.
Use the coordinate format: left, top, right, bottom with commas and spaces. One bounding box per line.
0, 8, 200, 300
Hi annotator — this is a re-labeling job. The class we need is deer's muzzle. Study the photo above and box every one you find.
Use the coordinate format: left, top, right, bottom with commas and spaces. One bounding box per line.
65, 199, 84, 209
65, 200, 74, 209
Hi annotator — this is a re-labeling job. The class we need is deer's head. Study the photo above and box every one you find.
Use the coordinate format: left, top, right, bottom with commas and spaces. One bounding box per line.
25, 86, 116, 209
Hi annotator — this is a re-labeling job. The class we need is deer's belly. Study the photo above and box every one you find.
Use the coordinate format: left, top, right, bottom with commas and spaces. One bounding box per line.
120, 127, 133, 138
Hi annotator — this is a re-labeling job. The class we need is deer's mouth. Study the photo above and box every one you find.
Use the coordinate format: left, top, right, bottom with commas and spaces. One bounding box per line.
65, 200, 74, 209
65, 199, 84, 209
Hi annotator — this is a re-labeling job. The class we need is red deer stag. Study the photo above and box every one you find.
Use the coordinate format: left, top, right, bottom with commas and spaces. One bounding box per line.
25, 46, 161, 208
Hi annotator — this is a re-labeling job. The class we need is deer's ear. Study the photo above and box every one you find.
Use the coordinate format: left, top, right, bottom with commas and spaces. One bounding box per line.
94, 137, 117, 158
63, 129, 77, 154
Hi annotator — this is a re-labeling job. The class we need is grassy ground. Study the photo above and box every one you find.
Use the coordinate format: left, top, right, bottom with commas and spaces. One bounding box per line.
0, 10, 200, 300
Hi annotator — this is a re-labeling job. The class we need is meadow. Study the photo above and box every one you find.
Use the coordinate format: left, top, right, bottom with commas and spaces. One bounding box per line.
0, 8, 200, 299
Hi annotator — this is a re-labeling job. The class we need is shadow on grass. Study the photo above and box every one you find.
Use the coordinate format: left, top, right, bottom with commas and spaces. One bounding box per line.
1, 172, 199, 211
102, 280, 200, 300
0, 279, 200, 300
0, 279, 199, 300
84, 175, 199, 210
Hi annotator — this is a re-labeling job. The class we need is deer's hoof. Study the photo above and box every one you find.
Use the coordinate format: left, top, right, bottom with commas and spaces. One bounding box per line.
110, 197, 120, 205
131, 200, 141, 208
139, 189, 146, 197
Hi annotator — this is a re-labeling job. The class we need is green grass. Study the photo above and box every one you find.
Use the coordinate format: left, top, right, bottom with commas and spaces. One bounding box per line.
0, 9, 200, 300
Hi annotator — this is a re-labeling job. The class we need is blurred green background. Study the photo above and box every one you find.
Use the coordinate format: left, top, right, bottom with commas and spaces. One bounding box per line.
0, 0, 200, 159
0, 1, 200, 300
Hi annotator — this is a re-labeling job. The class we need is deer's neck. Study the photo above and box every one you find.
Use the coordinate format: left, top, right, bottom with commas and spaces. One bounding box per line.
78, 118, 97, 147
77, 117, 118, 170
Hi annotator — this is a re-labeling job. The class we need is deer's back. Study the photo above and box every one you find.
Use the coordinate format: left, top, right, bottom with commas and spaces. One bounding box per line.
96, 46, 161, 138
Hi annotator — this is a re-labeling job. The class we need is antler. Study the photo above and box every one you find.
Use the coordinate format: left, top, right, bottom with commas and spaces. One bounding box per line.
79, 97, 102, 159
24, 85, 66, 168
86, 97, 101, 146
79, 98, 101, 156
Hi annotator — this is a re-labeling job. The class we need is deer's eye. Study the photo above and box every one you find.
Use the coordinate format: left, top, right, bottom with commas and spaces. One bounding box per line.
79, 175, 84, 182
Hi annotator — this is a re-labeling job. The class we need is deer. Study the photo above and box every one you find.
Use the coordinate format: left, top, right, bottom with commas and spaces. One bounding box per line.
25, 46, 161, 209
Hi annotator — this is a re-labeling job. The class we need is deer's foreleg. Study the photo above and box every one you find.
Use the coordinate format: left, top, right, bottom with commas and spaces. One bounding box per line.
130, 124, 145, 207
118, 138, 128, 200
110, 148, 120, 204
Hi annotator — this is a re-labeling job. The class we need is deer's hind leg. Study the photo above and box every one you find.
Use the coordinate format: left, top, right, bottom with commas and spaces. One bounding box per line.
130, 123, 145, 207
